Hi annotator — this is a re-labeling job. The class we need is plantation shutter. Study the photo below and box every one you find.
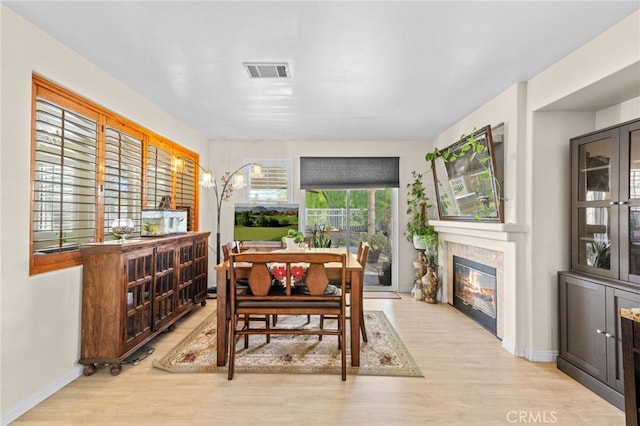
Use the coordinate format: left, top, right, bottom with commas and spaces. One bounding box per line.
300, 157, 400, 189
175, 157, 197, 230
147, 143, 174, 209
32, 99, 98, 253
103, 123, 144, 240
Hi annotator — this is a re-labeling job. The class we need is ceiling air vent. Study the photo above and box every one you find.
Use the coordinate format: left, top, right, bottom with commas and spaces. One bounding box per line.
243, 62, 290, 79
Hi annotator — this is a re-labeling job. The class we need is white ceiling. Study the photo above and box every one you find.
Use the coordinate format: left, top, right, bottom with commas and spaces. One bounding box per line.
5, 1, 640, 142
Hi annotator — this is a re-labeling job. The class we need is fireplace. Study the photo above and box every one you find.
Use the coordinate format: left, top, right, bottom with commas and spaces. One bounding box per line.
453, 255, 497, 335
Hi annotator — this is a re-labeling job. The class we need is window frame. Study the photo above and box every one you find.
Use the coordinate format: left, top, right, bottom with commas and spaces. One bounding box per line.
30, 75, 200, 275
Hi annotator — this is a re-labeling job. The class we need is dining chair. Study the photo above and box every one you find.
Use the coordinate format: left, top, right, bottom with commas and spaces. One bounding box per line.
320, 241, 370, 342
223, 240, 270, 346
228, 251, 348, 380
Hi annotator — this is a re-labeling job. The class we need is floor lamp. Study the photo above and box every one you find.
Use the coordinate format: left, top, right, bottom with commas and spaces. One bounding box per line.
198, 162, 261, 291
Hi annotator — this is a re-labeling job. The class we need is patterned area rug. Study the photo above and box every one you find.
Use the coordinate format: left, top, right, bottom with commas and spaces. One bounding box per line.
152, 311, 423, 377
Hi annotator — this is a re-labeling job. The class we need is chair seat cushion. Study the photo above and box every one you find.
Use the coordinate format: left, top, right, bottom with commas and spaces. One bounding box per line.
237, 300, 341, 309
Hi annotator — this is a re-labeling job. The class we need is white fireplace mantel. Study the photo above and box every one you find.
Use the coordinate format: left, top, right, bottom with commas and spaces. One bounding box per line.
431, 220, 528, 242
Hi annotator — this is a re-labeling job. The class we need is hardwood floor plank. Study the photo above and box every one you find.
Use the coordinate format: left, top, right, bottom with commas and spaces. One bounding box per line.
13, 295, 624, 425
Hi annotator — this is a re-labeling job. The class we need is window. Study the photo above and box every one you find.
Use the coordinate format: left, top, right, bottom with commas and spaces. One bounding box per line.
30, 75, 199, 275
244, 158, 293, 203
32, 98, 98, 261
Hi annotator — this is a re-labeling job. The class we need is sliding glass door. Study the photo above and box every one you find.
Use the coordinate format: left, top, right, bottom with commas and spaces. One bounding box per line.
303, 188, 395, 290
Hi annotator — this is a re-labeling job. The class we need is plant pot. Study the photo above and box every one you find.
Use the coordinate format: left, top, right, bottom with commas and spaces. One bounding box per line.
285, 237, 297, 251
379, 266, 391, 286
413, 235, 426, 250
367, 250, 381, 264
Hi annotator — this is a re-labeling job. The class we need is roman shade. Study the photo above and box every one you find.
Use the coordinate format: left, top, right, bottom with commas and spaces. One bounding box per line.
300, 157, 400, 189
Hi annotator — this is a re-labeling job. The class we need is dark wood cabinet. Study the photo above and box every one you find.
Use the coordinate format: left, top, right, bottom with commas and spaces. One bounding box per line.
621, 311, 640, 425
558, 272, 640, 408
571, 119, 640, 282
79, 232, 210, 375
560, 118, 640, 409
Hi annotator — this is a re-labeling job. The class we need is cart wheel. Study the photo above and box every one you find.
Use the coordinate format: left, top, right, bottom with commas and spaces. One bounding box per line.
201, 300, 207, 307
109, 364, 122, 376
82, 364, 97, 376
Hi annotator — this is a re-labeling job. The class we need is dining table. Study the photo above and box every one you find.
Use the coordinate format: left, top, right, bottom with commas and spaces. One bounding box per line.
215, 247, 364, 367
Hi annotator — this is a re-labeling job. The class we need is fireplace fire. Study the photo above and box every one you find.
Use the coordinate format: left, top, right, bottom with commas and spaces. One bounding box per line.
453, 255, 497, 335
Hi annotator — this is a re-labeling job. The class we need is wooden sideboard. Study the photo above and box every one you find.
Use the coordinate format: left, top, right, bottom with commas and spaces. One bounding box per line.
79, 232, 210, 375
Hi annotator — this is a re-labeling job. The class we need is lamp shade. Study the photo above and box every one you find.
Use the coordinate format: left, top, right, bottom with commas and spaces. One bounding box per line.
200, 170, 214, 188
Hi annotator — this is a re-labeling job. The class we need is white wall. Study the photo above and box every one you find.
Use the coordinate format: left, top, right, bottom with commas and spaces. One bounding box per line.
0, 7, 209, 422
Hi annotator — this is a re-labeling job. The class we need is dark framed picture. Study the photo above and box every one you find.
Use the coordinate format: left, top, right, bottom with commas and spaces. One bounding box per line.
430, 125, 503, 222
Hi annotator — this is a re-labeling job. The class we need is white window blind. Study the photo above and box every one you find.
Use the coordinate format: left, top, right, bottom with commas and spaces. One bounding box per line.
33, 99, 97, 253
245, 159, 293, 203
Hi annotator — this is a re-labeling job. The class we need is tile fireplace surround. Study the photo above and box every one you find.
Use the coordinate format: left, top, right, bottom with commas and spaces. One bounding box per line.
432, 220, 530, 359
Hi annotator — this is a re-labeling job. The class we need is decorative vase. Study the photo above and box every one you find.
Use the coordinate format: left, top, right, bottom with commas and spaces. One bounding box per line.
422, 265, 440, 303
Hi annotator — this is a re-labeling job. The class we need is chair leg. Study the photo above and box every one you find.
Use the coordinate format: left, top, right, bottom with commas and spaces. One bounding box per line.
359, 292, 368, 342
228, 315, 237, 380
266, 315, 270, 343
340, 314, 346, 381
243, 315, 249, 348
360, 311, 368, 343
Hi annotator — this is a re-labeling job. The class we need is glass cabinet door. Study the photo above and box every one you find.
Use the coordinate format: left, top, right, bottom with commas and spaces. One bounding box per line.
620, 122, 640, 282
572, 130, 619, 278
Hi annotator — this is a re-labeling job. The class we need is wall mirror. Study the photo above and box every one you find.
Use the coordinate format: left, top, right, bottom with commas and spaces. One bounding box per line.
430, 125, 504, 222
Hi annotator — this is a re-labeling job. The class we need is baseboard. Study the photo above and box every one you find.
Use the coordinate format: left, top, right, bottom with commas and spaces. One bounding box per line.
1, 365, 83, 425
501, 339, 558, 362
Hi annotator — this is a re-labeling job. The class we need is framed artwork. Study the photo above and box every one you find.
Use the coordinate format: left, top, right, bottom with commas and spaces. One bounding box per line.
430, 125, 503, 222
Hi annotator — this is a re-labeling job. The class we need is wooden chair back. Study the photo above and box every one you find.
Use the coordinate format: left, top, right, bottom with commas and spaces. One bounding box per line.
228, 251, 348, 380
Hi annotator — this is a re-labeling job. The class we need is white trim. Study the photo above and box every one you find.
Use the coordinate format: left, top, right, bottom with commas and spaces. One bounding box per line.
1, 365, 82, 425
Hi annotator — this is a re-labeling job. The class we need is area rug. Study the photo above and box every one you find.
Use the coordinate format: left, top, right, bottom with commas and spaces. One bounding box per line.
152, 311, 423, 377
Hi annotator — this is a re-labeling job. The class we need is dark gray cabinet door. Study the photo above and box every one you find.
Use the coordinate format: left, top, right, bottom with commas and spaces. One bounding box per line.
609, 287, 640, 392
559, 274, 607, 383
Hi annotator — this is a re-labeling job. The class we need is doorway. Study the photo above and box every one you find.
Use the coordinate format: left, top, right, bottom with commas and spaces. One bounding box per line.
303, 188, 395, 291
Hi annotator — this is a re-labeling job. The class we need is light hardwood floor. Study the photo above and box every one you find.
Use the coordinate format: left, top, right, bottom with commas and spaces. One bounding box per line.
14, 294, 625, 425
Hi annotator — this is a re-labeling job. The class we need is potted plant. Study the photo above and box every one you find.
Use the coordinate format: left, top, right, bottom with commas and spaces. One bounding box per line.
283, 229, 305, 250
405, 171, 437, 250
310, 225, 332, 248
359, 231, 390, 263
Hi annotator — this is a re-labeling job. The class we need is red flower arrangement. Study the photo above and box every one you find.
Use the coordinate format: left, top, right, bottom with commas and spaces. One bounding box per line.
271, 266, 286, 280
270, 264, 306, 285
291, 265, 306, 281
